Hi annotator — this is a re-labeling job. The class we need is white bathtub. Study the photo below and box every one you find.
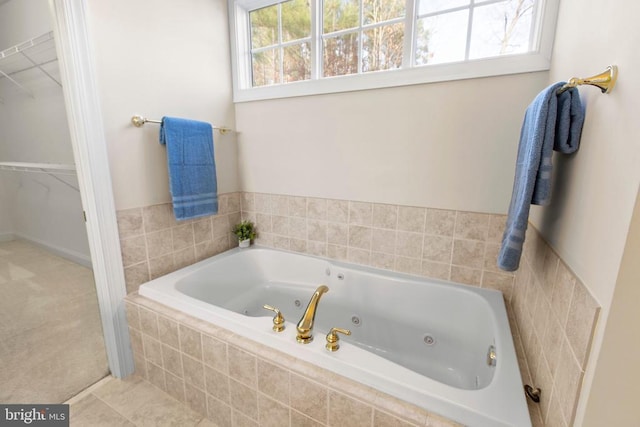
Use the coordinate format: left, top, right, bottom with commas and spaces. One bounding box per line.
139, 246, 530, 426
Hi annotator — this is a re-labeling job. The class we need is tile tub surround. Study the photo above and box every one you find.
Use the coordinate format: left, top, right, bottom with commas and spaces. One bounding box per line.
240, 192, 515, 296
125, 293, 463, 427
116, 193, 242, 293
511, 226, 600, 427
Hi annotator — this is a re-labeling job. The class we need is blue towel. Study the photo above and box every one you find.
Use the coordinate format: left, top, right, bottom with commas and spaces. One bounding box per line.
159, 116, 218, 221
498, 83, 584, 271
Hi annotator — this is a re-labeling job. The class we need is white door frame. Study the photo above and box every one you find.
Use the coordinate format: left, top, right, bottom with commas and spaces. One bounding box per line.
48, 0, 133, 378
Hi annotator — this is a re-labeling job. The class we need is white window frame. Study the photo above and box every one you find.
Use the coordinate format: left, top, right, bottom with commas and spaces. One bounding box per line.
228, 0, 560, 103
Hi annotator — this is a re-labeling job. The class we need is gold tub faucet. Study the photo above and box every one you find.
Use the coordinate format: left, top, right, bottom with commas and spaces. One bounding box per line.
296, 285, 329, 344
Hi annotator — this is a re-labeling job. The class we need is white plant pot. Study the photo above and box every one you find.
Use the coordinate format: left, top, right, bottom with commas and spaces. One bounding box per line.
239, 239, 250, 248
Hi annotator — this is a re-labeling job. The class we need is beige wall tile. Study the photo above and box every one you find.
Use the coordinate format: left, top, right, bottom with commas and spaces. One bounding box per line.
203, 335, 228, 374
179, 325, 203, 360
307, 198, 328, 220
397, 206, 426, 232
125, 302, 141, 331
129, 328, 144, 360
348, 225, 372, 250
174, 247, 196, 270
290, 238, 307, 253
256, 213, 273, 234
291, 410, 324, 427
146, 361, 166, 391
195, 241, 216, 261
254, 193, 272, 214
116, 208, 144, 239
349, 201, 373, 226
290, 374, 327, 424
273, 235, 291, 250
307, 241, 327, 257
212, 215, 231, 238
139, 307, 159, 339
394, 256, 421, 275
143, 335, 163, 367
481, 271, 515, 302
395, 231, 423, 258
193, 219, 213, 244
540, 250, 559, 299
327, 199, 349, 223
146, 229, 173, 259
450, 266, 481, 286
271, 195, 289, 216
182, 354, 205, 390
348, 247, 370, 265
207, 395, 232, 426
185, 383, 207, 416
257, 359, 290, 406
374, 410, 417, 427
173, 224, 195, 251
424, 209, 455, 237
452, 239, 485, 268
554, 339, 583, 424
290, 217, 307, 238
482, 242, 501, 272
422, 235, 452, 263
272, 216, 290, 236
289, 196, 307, 218
164, 371, 185, 402
421, 261, 450, 281
258, 393, 290, 427
229, 346, 257, 389
143, 204, 174, 233
307, 220, 327, 242
120, 236, 148, 267
327, 244, 348, 261
328, 391, 372, 427
371, 252, 395, 270
205, 365, 230, 403
162, 344, 183, 378
487, 214, 507, 243
327, 223, 348, 246
124, 262, 150, 294
241, 193, 256, 212
541, 314, 563, 378
454, 212, 490, 241
229, 378, 259, 421
158, 316, 180, 349
371, 228, 396, 254
233, 409, 259, 427
565, 281, 600, 368
372, 204, 398, 229
149, 254, 176, 279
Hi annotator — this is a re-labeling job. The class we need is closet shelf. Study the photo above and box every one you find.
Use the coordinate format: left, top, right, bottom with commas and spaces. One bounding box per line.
0, 31, 61, 97
0, 162, 76, 176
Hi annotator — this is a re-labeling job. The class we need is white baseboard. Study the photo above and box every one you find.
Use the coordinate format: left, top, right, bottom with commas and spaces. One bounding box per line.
0, 232, 16, 242
12, 233, 93, 268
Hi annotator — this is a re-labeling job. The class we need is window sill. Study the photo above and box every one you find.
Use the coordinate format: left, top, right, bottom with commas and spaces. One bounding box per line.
232, 52, 551, 103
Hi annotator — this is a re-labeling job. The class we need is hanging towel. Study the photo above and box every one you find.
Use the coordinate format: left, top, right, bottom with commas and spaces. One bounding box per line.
159, 116, 218, 221
497, 83, 584, 271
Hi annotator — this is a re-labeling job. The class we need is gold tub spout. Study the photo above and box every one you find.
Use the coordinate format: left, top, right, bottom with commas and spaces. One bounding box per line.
296, 285, 329, 344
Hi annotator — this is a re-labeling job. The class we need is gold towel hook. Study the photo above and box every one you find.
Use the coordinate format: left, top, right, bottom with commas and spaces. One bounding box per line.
557, 65, 618, 95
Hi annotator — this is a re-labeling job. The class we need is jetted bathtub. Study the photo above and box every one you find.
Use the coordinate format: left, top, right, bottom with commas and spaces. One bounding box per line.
139, 246, 530, 426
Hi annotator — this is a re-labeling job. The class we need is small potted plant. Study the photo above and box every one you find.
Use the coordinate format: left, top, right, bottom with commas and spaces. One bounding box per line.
232, 220, 256, 248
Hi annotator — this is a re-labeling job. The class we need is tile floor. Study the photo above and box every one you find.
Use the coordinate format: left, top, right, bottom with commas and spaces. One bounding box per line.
0, 239, 109, 403
69, 375, 215, 426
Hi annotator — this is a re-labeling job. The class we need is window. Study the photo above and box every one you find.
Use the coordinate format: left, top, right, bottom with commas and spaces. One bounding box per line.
229, 0, 559, 101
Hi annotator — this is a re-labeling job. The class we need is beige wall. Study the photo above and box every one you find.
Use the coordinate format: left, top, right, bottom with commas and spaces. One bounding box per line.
235, 72, 549, 213
583, 189, 640, 426
86, 0, 239, 210
529, 0, 640, 423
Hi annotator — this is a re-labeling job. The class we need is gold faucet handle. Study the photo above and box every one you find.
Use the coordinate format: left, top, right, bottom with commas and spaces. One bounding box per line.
263, 305, 285, 332
325, 327, 351, 352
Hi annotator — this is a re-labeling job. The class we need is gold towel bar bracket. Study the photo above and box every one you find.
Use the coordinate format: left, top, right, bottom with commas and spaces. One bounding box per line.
130, 115, 232, 135
557, 65, 618, 95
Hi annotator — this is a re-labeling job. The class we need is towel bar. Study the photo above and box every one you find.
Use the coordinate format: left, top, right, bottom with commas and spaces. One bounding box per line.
557, 65, 617, 95
131, 115, 232, 135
